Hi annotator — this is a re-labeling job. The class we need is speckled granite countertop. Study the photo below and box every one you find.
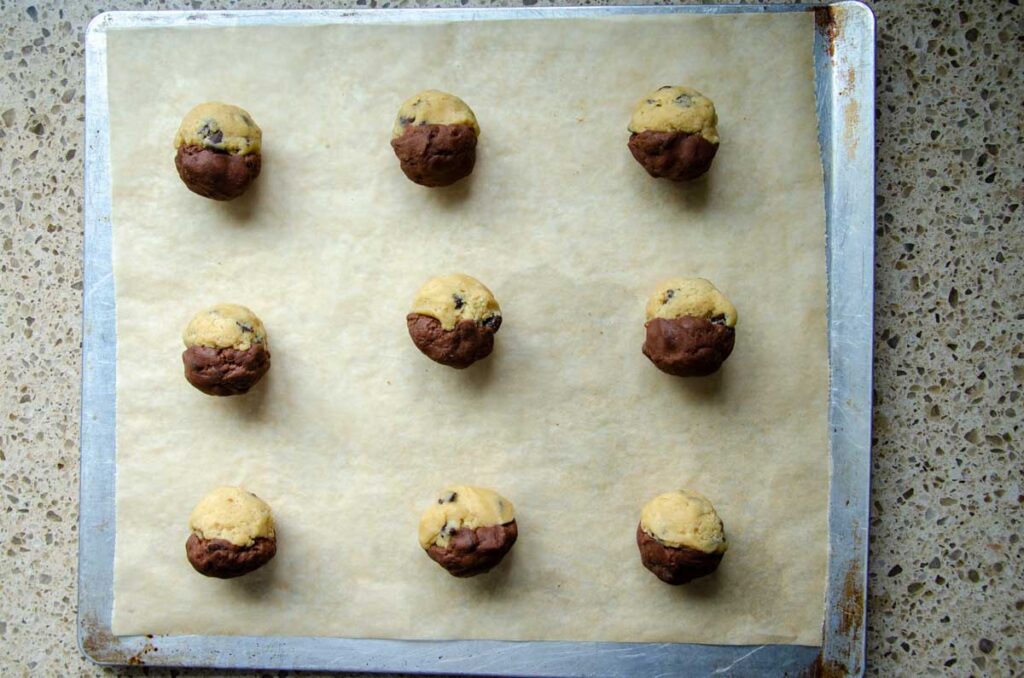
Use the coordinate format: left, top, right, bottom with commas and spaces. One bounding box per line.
1, 0, 1020, 676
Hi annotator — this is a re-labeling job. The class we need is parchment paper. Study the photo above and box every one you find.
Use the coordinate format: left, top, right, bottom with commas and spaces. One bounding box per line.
109, 12, 828, 645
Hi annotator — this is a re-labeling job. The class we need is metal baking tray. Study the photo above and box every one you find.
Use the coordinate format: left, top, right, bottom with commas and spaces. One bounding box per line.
79, 3, 874, 675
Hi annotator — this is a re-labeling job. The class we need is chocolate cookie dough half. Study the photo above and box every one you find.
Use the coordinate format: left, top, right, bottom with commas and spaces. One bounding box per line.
390, 90, 480, 187
637, 489, 727, 585
174, 102, 262, 200
419, 485, 518, 577
182, 303, 270, 396
407, 274, 501, 369
186, 486, 277, 579
627, 86, 719, 181
642, 278, 736, 377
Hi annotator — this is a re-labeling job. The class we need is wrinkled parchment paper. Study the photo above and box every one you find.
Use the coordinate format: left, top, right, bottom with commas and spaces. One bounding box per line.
109, 12, 828, 645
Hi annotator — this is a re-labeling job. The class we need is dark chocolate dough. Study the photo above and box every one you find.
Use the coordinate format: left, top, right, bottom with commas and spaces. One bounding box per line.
642, 316, 734, 377
636, 523, 723, 585
406, 313, 500, 369
182, 344, 270, 396
185, 533, 276, 579
627, 130, 718, 181
175, 145, 261, 200
391, 124, 477, 187
426, 521, 518, 578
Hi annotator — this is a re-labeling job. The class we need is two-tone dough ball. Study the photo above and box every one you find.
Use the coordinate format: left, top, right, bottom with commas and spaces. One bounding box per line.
182, 303, 271, 396
186, 486, 277, 578
642, 278, 736, 377
390, 90, 480, 187
174, 102, 262, 200
628, 86, 719, 181
418, 486, 518, 577
407, 274, 502, 369
637, 489, 727, 585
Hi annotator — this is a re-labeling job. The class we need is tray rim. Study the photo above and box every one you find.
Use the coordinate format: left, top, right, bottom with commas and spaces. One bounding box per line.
78, 3, 874, 676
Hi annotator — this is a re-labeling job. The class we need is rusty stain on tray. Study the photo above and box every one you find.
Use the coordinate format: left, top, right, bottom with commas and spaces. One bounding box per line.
800, 652, 855, 678
842, 521, 866, 639
804, 516, 866, 678
80, 612, 121, 664
817, 6, 861, 159
81, 612, 176, 666
127, 635, 158, 665
837, 563, 864, 638
813, 6, 839, 57
818, 658, 852, 678
811, 648, 856, 677
826, 524, 866, 677
841, 68, 860, 158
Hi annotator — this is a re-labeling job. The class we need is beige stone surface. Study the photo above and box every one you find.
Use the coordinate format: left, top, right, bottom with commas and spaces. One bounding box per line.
1, 0, 1021, 676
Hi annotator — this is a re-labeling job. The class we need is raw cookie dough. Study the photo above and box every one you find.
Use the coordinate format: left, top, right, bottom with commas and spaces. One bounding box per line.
407, 274, 502, 369
627, 86, 719, 181
642, 278, 736, 377
182, 303, 271, 396
186, 486, 277, 579
637, 489, 727, 585
390, 90, 480, 187
173, 102, 262, 200
419, 486, 518, 578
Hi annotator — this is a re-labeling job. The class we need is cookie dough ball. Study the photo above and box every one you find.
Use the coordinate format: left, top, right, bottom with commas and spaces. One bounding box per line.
174, 102, 262, 200
186, 486, 277, 578
390, 90, 480, 187
627, 86, 719, 181
182, 303, 271, 396
637, 489, 727, 585
407, 274, 502, 369
419, 486, 518, 578
642, 278, 736, 377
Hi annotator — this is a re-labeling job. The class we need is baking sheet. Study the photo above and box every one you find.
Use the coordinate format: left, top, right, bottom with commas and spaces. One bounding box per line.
107, 11, 828, 646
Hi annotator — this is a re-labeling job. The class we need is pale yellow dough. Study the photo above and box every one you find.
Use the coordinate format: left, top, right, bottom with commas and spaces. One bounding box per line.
182, 303, 267, 351
174, 102, 262, 155
189, 486, 275, 547
640, 490, 728, 554
391, 90, 480, 140
410, 274, 501, 331
628, 86, 719, 144
418, 486, 515, 549
645, 278, 737, 327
